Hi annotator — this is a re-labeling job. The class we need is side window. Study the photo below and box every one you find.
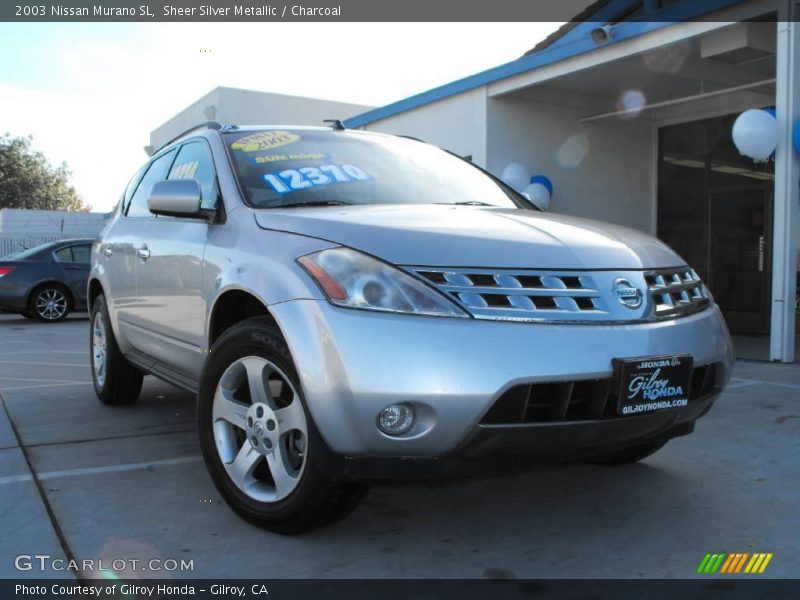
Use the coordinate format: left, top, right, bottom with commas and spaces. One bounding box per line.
54, 247, 73, 262
126, 150, 177, 218
54, 244, 91, 263
122, 165, 147, 214
168, 141, 219, 210
71, 244, 91, 263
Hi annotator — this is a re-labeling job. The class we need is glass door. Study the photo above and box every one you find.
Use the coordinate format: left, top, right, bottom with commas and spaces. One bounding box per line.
708, 186, 772, 333
658, 114, 775, 336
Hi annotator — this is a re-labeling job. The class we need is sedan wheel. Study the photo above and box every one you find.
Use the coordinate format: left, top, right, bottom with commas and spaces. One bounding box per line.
32, 286, 70, 322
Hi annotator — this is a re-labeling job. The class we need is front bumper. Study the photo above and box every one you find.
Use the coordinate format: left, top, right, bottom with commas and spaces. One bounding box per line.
270, 299, 733, 460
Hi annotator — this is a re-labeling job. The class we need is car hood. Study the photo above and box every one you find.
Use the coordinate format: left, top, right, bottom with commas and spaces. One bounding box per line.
253, 204, 685, 269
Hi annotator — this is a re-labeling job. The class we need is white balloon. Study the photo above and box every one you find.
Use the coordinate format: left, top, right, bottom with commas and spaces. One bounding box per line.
500, 162, 530, 192
732, 109, 779, 160
523, 182, 551, 211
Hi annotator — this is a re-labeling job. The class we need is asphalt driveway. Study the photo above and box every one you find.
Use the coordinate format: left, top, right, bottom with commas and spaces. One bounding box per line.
0, 314, 797, 579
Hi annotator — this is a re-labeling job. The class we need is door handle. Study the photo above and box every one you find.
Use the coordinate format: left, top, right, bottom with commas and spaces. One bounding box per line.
758, 235, 765, 272
136, 247, 150, 261
103, 247, 113, 257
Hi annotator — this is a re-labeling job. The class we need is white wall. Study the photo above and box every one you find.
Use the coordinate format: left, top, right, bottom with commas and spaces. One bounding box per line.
0, 209, 109, 237
150, 87, 373, 151
487, 96, 656, 233
364, 88, 488, 166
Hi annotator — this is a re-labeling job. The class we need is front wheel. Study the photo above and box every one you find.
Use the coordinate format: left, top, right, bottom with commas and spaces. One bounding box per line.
198, 317, 367, 534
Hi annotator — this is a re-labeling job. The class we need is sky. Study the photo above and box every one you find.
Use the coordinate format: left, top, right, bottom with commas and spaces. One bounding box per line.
0, 22, 561, 213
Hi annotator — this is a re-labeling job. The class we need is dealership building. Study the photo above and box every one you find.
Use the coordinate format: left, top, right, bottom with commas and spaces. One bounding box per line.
342, 0, 800, 362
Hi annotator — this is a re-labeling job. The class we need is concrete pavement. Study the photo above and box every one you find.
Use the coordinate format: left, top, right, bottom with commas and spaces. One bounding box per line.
0, 313, 797, 579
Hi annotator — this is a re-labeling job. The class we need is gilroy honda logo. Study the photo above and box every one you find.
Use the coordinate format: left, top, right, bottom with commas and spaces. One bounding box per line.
627, 367, 685, 401
697, 552, 773, 574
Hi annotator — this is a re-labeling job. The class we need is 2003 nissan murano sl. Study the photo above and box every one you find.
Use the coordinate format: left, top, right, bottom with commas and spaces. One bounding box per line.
89, 123, 733, 533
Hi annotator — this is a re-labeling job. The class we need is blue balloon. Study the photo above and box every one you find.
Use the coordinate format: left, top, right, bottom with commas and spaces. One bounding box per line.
794, 120, 800, 155
529, 175, 553, 196
764, 106, 776, 118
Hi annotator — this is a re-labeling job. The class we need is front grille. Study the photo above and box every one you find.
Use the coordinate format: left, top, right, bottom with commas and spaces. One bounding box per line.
407, 266, 711, 323
645, 268, 709, 318
409, 267, 610, 322
480, 363, 721, 424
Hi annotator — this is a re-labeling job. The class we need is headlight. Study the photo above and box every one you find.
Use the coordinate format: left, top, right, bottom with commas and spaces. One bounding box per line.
297, 247, 468, 318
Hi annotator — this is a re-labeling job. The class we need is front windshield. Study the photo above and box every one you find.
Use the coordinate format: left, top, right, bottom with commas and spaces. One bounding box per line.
224, 129, 531, 210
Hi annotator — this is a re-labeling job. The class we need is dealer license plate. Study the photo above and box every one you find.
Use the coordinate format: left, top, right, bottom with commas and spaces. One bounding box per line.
614, 355, 693, 416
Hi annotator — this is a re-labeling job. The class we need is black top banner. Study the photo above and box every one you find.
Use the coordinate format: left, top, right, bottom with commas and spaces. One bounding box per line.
1, 0, 793, 23
1, 0, 593, 22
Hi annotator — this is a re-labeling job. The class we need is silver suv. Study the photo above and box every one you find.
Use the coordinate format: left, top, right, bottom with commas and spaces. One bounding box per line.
90, 123, 733, 533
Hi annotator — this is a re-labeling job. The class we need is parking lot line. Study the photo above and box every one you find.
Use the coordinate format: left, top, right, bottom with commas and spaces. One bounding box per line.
0, 382, 92, 392
0, 360, 87, 367
0, 456, 202, 487
0, 377, 88, 383
0, 350, 87, 356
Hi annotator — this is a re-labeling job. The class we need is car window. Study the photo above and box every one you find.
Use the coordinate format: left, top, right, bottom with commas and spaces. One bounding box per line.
122, 164, 147, 214
168, 141, 219, 210
53, 244, 90, 263
70, 244, 91, 263
53, 247, 73, 262
126, 150, 177, 218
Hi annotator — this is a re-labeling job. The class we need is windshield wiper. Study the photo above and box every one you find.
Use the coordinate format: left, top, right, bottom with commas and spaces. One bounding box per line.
442, 201, 492, 206
271, 200, 352, 209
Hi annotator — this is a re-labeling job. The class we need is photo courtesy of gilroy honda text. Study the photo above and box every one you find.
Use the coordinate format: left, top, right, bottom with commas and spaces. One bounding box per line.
90, 122, 732, 533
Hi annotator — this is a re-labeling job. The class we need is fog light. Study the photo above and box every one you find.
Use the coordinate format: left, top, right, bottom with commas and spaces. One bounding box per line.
377, 403, 415, 436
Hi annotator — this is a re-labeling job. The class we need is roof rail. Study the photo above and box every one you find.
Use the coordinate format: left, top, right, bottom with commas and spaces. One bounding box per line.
154, 121, 225, 153
323, 119, 346, 131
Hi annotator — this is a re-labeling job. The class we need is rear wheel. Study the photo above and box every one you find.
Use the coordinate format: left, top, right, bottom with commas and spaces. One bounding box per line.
90, 295, 143, 405
198, 317, 367, 534
586, 440, 668, 466
30, 284, 70, 322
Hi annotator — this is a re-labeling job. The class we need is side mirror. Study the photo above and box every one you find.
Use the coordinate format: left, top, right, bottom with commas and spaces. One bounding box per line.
148, 179, 202, 217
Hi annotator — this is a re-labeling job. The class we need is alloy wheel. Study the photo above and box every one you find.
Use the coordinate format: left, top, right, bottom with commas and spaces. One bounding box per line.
212, 356, 308, 502
35, 288, 68, 321
92, 311, 107, 387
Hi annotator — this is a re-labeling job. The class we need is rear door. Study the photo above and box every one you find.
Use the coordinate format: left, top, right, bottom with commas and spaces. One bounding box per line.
133, 139, 219, 379
52, 243, 91, 309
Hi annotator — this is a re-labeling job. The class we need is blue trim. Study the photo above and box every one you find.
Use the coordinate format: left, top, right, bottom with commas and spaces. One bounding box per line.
343, 0, 749, 129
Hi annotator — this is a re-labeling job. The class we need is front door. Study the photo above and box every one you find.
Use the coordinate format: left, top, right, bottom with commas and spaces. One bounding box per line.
134, 139, 219, 379
708, 186, 772, 333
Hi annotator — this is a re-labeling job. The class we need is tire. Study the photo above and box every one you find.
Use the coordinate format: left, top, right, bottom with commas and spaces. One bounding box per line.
198, 317, 367, 534
586, 440, 668, 466
90, 295, 143, 405
29, 284, 71, 322
20, 310, 34, 319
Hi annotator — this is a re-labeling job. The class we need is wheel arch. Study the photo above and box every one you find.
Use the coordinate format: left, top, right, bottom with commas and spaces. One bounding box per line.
207, 287, 281, 349
87, 278, 105, 309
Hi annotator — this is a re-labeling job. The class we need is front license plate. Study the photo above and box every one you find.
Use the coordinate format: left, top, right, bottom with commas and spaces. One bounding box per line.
614, 354, 693, 416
